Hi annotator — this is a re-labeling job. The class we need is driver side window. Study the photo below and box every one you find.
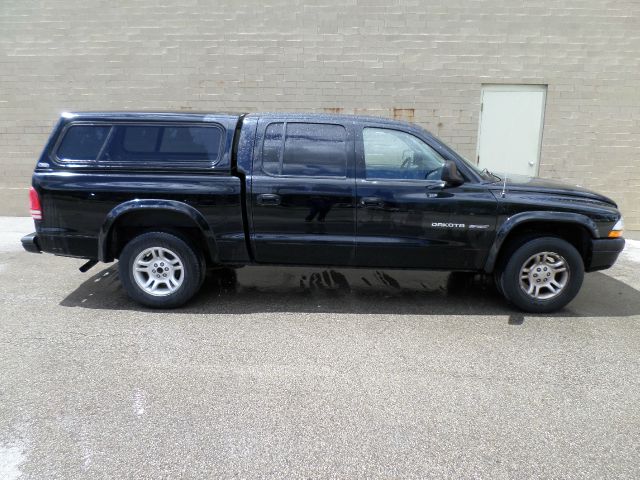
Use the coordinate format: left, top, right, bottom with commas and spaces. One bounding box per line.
363, 127, 445, 180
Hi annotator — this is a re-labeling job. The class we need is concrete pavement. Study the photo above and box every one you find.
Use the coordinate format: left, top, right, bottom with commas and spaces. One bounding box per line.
1, 218, 639, 479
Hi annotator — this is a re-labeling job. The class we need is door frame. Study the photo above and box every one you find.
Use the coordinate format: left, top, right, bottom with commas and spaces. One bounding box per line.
475, 84, 548, 176
248, 115, 358, 265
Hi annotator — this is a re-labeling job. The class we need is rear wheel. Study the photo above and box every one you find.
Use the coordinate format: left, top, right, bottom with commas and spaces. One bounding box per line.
497, 236, 584, 313
118, 231, 204, 308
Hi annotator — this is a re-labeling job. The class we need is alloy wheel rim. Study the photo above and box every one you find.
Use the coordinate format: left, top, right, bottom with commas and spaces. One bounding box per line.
132, 247, 184, 296
518, 251, 570, 300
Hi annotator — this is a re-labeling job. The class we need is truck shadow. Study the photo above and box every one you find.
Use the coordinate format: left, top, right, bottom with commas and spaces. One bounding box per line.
59, 264, 640, 320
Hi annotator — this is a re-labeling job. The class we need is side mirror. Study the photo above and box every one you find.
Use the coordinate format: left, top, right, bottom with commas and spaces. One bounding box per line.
441, 160, 464, 187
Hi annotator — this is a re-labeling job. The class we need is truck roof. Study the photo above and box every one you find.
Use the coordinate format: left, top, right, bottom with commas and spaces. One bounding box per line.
59, 111, 243, 123
245, 112, 421, 129
61, 111, 423, 131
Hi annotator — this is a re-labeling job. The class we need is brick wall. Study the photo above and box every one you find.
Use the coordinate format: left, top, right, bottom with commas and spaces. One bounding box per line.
1, 0, 639, 226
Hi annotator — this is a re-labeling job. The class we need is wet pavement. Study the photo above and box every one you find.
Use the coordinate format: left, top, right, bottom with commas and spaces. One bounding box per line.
60, 261, 640, 321
1, 218, 640, 478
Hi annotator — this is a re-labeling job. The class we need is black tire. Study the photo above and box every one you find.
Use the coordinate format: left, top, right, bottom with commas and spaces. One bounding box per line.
493, 271, 505, 296
498, 236, 584, 313
118, 231, 204, 308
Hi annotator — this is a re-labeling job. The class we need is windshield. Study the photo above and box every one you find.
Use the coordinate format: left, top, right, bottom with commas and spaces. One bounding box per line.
422, 131, 498, 182
458, 152, 500, 182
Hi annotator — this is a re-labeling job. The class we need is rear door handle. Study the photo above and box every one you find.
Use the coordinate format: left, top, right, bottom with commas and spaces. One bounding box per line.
361, 197, 383, 207
256, 193, 281, 206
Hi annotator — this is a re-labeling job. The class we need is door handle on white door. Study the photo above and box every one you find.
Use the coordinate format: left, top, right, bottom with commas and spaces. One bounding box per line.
528, 161, 535, 166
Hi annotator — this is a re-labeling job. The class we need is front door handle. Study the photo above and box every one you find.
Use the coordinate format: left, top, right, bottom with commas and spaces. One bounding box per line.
257, 193, 281, 206
361, 197, 383, 207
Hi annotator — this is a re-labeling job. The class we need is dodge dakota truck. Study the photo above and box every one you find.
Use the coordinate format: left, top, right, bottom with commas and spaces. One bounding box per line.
22, 112, 625, 312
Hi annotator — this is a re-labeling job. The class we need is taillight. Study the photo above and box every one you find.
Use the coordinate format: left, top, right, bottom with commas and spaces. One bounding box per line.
29, 187, 42, 220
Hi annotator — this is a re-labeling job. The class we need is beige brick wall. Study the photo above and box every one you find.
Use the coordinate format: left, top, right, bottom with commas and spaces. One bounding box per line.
1, 0, 639, 226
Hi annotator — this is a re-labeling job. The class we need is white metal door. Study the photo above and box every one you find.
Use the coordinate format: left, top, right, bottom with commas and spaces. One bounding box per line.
476, 85, 547, 177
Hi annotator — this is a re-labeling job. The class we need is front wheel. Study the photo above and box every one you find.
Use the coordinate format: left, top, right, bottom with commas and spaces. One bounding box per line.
118, 232, 204, 308
497, 237, 584, 313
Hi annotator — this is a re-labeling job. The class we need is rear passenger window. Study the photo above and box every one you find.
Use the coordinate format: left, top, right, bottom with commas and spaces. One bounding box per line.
56, 125, 110, 161
262, 122, 347, 177
101, 124, 222, 164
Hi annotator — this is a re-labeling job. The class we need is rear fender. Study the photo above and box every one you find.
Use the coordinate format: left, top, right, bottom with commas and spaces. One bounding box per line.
98, 199, 217, 262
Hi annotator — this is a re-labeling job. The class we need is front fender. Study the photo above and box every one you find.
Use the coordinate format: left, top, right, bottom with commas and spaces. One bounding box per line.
483, 211, 599, 273
98, 199, 217, 262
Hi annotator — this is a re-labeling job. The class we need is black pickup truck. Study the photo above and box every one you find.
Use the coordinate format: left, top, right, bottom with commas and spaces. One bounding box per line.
22, 111, 625, 312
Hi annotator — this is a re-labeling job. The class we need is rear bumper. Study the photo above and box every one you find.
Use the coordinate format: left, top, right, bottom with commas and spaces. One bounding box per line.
586, 237, 625, 272
21, 232, 41, 254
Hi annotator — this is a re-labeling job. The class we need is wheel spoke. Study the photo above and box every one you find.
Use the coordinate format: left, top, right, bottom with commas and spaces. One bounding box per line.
133, 246, 185, 296
518, 250, 571, 299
